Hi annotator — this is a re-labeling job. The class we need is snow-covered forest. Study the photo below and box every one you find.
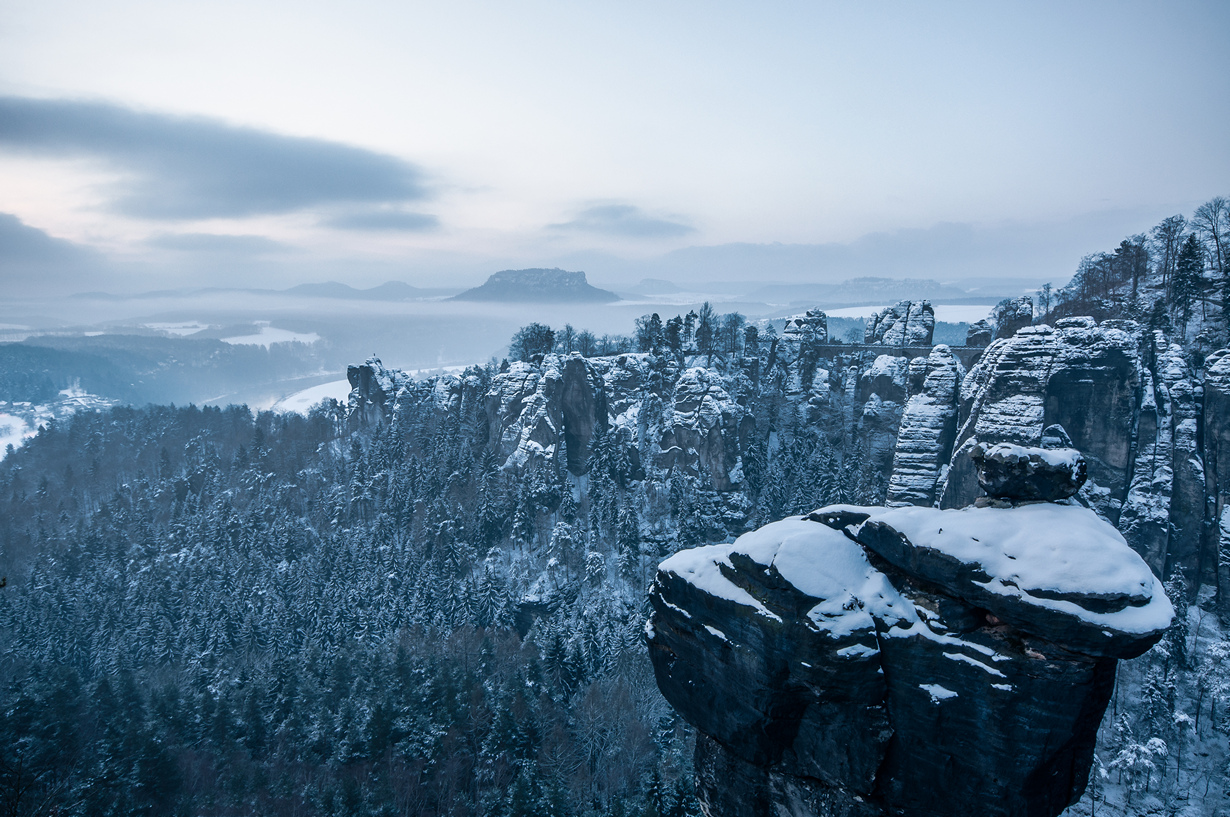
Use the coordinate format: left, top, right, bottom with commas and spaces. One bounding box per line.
2, 197, 1230, 817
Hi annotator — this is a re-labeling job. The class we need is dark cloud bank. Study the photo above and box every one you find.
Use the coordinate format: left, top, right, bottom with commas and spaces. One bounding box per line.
0, 213, 108, 296
0, 96, 432, 220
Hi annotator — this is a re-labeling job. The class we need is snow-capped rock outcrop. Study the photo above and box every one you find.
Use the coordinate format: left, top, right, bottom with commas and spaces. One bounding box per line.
969, 440, 1086, 501
647, 485, 1172, 817
346, 357, 413, 427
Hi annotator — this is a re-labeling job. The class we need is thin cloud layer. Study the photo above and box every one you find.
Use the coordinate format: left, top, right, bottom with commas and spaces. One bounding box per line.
550, 204, 695, 239
322, 209, 440, 232
147, 233, 292, 254
0, 96, 432, 220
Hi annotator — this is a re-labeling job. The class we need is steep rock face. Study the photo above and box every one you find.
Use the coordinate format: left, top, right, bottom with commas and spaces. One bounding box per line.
864, 301, 935, 346
927, 320, 1227, 601
346, 358, 412, 428
659, 367, 749, 491
1202, 350, 1230, 612
939, 320, 1142, 522
647, 500, 1170, 817
1117, 333, 1181, 572
486, 359, 568, 471
886, 346, 962, 507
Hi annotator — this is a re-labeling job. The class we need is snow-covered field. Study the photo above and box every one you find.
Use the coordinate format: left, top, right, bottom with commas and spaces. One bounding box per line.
222, 322, 320, 347
271, 379, 352, 414
0, 412, 35, 453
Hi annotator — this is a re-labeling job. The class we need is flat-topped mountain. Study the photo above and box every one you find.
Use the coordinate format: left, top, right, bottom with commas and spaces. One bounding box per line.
451, 268, 619, 302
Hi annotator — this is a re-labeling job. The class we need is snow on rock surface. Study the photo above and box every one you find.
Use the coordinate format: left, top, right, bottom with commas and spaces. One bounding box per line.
854, 503, 1172, 657
648, 498, 1171, 817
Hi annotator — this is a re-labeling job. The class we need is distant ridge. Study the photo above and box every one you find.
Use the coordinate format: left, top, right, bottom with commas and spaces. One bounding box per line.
284, 281, 432, 300
70, 281, 459, 301
452, 268, 618, 302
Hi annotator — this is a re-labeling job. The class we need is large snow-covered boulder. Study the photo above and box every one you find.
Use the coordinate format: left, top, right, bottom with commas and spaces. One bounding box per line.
646, 501, 1171, 817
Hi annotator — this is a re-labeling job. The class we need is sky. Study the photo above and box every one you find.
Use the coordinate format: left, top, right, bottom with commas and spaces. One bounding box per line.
0, 0, 1227, 295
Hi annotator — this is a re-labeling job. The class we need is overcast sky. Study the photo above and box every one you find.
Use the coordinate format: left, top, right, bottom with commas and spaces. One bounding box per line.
1, 0, 1227, 294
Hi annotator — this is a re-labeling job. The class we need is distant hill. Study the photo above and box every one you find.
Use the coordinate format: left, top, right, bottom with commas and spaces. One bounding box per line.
70, 281, 459, 301
452, 268, 619, 302
283, 281, 452, 300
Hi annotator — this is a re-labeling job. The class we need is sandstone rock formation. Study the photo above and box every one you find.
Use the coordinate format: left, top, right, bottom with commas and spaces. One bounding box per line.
647, 485, 1172, 817
969, 441, 1087, 501
965, 318, 993, 347
885, 346, 962, 507
451, 267, 619, 302
929, 319, 1229, 612
347, 314, 1230, 617
864, 301, 935, 346
990, 295, 1034, 340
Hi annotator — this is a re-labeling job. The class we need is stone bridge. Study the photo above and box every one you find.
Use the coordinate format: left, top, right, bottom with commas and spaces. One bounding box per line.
812, 342, 986, 369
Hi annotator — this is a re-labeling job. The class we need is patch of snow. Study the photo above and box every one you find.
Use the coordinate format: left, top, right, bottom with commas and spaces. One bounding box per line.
272, 380, 352, 414
919, 683, 958, 703
0, 413, 35, 454
704, 625, 730, 643
222, 322, 319, 347
659, 516, 914, 637
836, 644, 880, 658
145, 321, 212, 336
984, 442, 1082, 469
661, 599, 693, 619
943, 651, 1007, 677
